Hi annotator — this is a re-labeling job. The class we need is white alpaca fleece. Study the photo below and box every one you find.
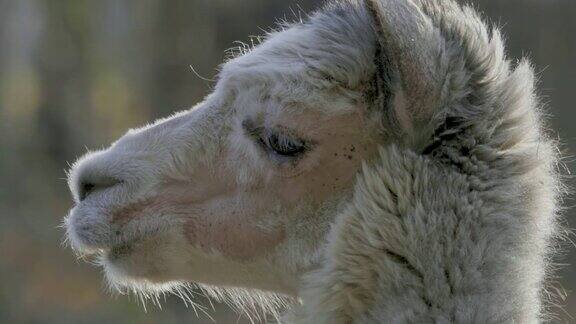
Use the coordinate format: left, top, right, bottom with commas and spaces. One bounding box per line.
63, 0, 562, 322
285, 1, 560, 323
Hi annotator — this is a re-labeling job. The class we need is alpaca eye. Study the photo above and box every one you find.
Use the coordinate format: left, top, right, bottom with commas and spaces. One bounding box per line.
261, 131, 307, 157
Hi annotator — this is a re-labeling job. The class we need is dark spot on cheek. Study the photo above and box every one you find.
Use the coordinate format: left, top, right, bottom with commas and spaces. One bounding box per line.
183, 218, 286, 261
350, 145, 356, 152
347, 155, 353, 160
334, 153, 338, 157
109, 244, 133, 260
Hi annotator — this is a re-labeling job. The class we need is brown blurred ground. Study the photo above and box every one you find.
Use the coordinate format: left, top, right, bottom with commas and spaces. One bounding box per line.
0, 0, 574, 323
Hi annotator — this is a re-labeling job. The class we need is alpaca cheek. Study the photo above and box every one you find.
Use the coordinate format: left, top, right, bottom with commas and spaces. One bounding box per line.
111, 198, 161, 226
183, 217, 285, 261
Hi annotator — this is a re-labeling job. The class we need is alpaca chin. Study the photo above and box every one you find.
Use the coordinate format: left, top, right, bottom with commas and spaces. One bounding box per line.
65, 205, 113, 255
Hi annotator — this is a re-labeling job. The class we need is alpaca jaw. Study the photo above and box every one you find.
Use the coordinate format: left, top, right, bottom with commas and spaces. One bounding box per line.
64, 140, 300, 293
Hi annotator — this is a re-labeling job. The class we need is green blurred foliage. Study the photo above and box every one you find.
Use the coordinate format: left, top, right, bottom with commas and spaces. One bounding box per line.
0, 0, 574, 323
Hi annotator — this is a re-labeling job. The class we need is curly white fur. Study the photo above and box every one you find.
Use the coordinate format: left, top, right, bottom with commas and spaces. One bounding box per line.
286, 0, 561, 322
65, 0, 563, 323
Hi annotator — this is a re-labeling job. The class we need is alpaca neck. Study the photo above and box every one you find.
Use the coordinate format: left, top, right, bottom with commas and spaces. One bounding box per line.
287, 136, 556, 323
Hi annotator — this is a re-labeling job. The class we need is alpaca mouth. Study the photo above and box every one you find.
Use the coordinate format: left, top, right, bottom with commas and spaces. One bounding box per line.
73, 244, 132, 260
67, 225, 133, 258
68, 223, 154, 263
65, 199, 161, 258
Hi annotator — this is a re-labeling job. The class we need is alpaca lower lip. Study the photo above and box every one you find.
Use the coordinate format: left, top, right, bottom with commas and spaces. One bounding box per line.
68, 222, 128, 256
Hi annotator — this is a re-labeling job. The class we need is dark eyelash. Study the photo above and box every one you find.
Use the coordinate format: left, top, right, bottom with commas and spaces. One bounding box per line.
242, 119, 309, 159
260, 131, 307, 157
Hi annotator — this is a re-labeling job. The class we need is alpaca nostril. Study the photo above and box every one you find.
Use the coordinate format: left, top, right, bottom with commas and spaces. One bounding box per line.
80, 182, 96, 201
78, 177, 121, 201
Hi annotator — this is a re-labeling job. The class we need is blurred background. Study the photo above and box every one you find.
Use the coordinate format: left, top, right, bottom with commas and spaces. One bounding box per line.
0, 0, 574, 323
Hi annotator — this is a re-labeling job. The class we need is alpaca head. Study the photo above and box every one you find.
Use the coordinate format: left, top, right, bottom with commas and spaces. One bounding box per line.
65, 0, 458, 301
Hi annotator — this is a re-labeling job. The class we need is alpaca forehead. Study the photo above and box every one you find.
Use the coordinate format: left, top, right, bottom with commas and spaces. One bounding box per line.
217, 4, 376, 88
227, 80, 359, 120
219, 36, 364, 117
223, 27, 312, 74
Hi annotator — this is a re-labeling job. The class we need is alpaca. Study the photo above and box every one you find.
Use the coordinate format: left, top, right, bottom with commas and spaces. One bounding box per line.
64, 0, 561, 322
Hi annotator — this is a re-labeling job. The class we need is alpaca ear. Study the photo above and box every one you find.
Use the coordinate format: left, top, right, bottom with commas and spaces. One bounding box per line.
365, 0, 445, 142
